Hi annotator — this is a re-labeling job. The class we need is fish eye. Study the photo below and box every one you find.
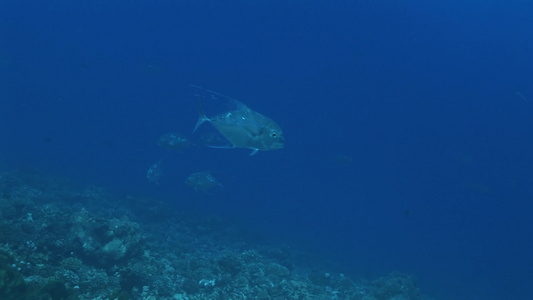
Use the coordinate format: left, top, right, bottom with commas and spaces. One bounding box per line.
271, 131, 278, 137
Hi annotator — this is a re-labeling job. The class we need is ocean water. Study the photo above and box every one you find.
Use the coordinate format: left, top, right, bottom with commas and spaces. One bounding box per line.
1, 0, 532, 299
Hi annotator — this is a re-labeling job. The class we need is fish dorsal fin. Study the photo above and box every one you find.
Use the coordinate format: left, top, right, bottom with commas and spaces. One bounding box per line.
190, 84, 248, 111
229, 98, 248, 111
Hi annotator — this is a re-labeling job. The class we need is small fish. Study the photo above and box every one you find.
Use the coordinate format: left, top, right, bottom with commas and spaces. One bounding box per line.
515, 91, 528, 102
185, 171, 223, 192
157, 132, 192, 150
191, 85, 284, 155
331, 153, 354, 166
147, 159, 165, 184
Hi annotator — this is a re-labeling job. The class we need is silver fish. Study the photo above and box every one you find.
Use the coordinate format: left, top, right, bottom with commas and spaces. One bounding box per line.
185, 171, 223, 192
198, 132, 227, 148
191, 86, 284, 155
147, 159, 165, 184
157, 132, 192, 151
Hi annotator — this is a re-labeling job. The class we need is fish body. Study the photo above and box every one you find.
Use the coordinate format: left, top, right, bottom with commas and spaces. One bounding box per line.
198, 132, 227, 148
157, 132, 192, 150
147, 159, 165, 184
185, 171, 222, 192
192, 86, 284, 155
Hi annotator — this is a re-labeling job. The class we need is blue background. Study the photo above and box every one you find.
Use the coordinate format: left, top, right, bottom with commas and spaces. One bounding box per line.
1, 1, 532, 299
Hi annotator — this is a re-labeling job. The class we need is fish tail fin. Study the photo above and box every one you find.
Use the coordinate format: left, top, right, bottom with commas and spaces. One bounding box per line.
193, 102, 209, 134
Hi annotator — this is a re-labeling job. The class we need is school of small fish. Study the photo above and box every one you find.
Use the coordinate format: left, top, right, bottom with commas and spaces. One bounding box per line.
146, 85, 285, 192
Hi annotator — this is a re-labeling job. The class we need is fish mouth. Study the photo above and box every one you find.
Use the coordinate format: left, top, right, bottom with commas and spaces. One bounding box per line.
271, 141, 285, 150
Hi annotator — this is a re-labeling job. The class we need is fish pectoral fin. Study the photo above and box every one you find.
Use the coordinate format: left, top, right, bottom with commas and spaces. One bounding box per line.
249, 148, 259, 156
208, 145, 234, 149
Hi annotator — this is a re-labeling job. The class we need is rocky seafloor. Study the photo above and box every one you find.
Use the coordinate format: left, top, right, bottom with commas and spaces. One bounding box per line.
0, 170, 437, 300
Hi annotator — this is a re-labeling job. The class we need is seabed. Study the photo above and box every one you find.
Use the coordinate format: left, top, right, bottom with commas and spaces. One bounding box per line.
0, 170, 435, 300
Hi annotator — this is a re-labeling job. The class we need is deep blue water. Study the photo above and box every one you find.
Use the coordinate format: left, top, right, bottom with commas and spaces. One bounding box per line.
1, 0, 532, 299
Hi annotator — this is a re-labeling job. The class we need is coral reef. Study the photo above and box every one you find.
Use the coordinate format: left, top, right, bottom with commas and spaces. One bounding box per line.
0, 170, 435, 299
0, 250, 76, 300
